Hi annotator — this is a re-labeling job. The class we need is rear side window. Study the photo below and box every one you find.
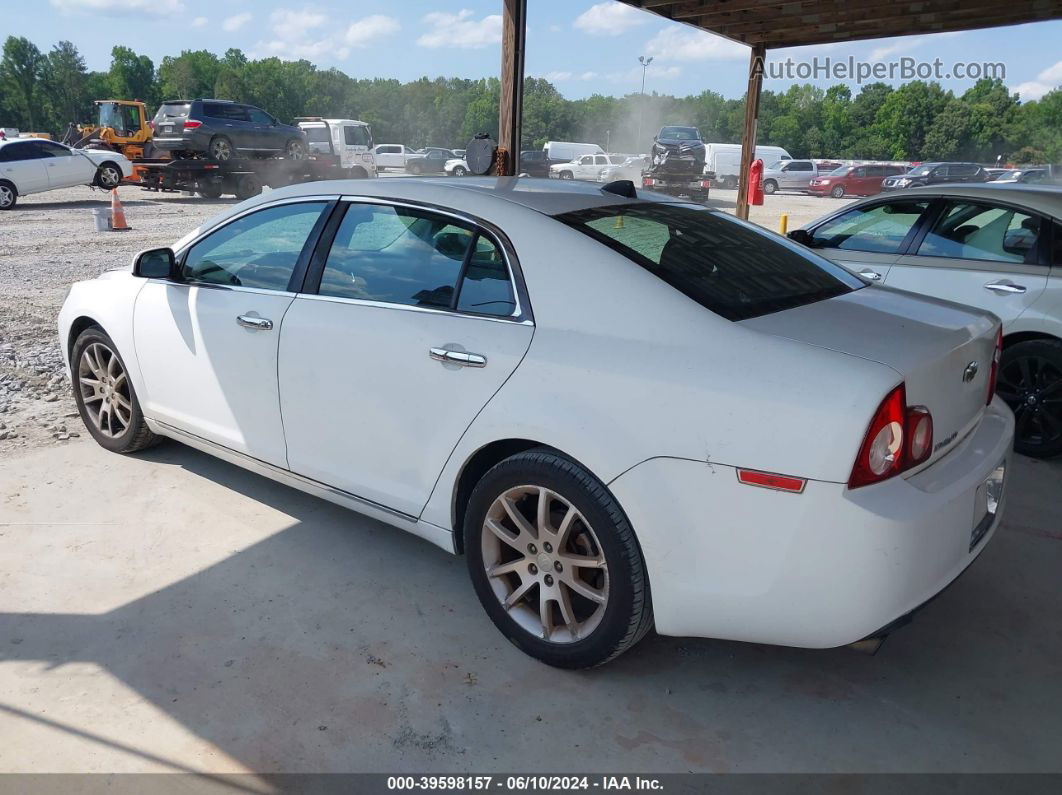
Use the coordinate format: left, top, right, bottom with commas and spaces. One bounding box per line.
556, 203, 863, 322
204, 103, 248, 121
318, 203, 515, 316
248, 109, 274, 124
0, 142, 37, 162
302, 126, 330, 144
917, 202, 1043, 264
810, 201, 930, 253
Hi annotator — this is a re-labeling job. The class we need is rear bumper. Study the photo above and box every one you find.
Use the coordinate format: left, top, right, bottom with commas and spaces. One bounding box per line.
608, 398, 1014, 647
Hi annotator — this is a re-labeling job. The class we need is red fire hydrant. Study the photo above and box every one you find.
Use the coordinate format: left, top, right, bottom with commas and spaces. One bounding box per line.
747, 158, 764, 206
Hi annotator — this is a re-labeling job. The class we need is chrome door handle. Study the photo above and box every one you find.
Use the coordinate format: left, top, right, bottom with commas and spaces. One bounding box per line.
984, 281, 1026, 294
858, 269, 882, 281
237, 315, 273, 330
429, 347, 487, 368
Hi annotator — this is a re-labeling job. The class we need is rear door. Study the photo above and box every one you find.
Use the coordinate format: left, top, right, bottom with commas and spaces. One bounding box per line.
247, 108, 281, 154
783, 160, 814, 189
0, 140, 48, 193
807, 198, 933, 281
883, 198, 1050, 329
205, 103, 253, 153
277, 199, 533, 517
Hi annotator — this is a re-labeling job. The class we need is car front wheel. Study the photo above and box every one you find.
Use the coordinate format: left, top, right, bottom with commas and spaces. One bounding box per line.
464, 449, 653, 668
997, 339, 1062, 458
453, 165, 467, 177
71, 327, 159, 454
830, 185, 845, 198
95, 163, 123, 189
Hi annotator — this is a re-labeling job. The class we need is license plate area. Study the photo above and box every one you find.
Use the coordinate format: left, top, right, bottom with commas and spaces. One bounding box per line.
971, 459, 1005, 551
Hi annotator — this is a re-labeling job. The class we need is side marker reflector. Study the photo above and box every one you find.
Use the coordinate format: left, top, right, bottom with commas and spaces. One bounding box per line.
737, 469, 807, 493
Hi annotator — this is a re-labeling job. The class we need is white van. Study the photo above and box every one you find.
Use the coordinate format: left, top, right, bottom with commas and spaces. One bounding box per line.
543, 141, 605, 163
296, 118, 377, 178
704, 143, 791, 188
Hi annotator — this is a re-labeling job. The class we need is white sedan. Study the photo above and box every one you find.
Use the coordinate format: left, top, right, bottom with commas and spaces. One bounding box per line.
59, 177, 1013, 667
0, 138, 132, 209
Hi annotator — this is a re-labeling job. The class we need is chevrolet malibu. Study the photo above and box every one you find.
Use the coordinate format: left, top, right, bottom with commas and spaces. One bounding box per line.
58, 178, 1013, 668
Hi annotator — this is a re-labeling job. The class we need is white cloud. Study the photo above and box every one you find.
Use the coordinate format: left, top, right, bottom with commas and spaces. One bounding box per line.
222, 12, 252, 32
254, 9, 396, 61
417, 10, 502, 49
344, 14, 400, 47
192, 16, 208, 28
1012, 60, 1062, 101
573, 2, 646, 36
869, 31, 962, 62
541, 70, 600, 82
50, 0, 184, 15
643, 27, 746, 62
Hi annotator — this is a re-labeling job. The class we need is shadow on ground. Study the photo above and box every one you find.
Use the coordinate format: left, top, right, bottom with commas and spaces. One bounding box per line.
1, 444, 1060, 774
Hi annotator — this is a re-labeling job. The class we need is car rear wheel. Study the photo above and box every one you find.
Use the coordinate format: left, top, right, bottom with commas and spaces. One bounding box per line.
997, 339, 1062, 458
71, 327, 159, 454
830, 185, 845, 198
453, 165, 468, 177
762, 179, 777, 194
0, 180, 16, 210
95, 163, 122, 189
464, 449, 653, 668
559, 171, 574, 180
209, 136, 234, 162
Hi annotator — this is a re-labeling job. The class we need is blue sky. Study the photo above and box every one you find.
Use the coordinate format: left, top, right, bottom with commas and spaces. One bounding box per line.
9, 1, 1062, 101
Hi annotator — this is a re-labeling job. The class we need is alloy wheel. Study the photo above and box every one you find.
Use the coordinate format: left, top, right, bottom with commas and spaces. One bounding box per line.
0, 185, 13, 208
98, 166, 121, 188
997, 354, 1062, 450
78, 342, 132, 438
481, 485, 609, 644
211, 139, 232, 161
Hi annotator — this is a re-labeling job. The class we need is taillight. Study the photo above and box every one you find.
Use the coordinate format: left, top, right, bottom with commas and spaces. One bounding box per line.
987, 327, 1002, 405
148, 120, 155, 130
849, 384, 934, 489
183, 119, 202, 129
643, 177, 655, 187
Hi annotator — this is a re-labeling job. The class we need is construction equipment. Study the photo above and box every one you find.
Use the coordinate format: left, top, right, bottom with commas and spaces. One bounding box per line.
69, 100, 153, 161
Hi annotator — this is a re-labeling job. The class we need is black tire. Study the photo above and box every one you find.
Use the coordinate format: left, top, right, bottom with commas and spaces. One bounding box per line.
559, 170, 574, 180
70, 326, 160, 454
830, 185, 845, 198
346, 166, 368, 179
95, 162, 123, 189
453, 165, 468, 177
234, 174, 262, 200
197, 183, 223, 199
209, 135, 234, 162
463, 449, 653, 668
407, 162, 423, 175
762, 179, 777, 195
285, 139, 307, 160
0, 180, 16, 210
998, 339, 1062, 458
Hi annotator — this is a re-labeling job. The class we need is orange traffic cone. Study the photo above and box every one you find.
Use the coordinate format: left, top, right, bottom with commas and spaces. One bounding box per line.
110, 188, 131, 231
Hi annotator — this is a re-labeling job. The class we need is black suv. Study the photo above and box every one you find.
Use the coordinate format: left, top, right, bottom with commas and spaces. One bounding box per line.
881, 162, 989, 191
152, 99, 307, 161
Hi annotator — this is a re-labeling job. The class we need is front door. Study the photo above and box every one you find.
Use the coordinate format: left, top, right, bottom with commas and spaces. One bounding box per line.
807, 198, 933, 282
278, 200, 533, 517
37, 141, 95, 188
133, 200, 331, 467
883, 199, 1050, 328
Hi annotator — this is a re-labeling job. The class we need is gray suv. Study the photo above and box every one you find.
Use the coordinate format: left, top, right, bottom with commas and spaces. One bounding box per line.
152, 99, 307, 161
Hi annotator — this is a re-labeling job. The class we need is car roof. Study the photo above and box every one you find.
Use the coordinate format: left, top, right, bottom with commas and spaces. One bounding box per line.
848, 183, 1062, 219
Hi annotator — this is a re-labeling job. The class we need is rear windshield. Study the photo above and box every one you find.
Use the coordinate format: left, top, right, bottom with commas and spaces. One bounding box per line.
156, 102, 190, 120
302, 125, 330, 143
555, 203, 863, 322
659, 127, 700, 141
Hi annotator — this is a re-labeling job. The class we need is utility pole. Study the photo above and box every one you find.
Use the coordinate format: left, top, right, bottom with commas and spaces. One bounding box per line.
636, 55, 652, 153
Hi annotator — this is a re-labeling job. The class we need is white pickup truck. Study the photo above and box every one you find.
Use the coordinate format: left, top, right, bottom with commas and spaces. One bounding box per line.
549, 153, 627, 181
373, 144, 416, 171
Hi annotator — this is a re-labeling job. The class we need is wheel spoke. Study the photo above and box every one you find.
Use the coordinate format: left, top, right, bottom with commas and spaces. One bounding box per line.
83, 393, 104, 404
113, 371, 127, 390
487, 559, 526, 578
561, 571, 606, 604
557, 552, 605, 570
539, 596, 554, 639
1041, 378, 1062, 398
115, 394, 132, 413
485, 517, 523, 552
536, 487, 552, 535
79, 376, 101, 388
504, 578, 536, 610
502, 496, 537, 540
555, 505, 578, 547
1019, 357, 1033, 389
107, 351, 118, 376
555, 588, 579, 640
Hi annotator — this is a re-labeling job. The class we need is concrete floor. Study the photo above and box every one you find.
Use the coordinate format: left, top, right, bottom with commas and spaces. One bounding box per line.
0, 439, 1060, 774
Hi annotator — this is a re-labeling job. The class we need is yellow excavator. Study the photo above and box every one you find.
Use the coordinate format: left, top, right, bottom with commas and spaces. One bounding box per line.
67, 100, 154, 161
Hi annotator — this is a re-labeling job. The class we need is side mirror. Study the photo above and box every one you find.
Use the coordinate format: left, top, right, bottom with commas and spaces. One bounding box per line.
133, 247, 178, 279
787, 229, 813, 246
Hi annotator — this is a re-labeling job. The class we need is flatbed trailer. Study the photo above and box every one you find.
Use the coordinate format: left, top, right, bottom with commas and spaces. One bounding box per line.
131, 155, 345, 200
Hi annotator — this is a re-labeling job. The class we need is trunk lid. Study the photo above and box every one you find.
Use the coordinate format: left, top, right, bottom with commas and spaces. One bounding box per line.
742, 286, 999, 467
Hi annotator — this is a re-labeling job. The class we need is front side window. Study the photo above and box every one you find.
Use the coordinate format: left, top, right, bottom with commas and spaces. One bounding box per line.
556, 203, 863, 322
917, 202, 1043, 264
810, 201, 930, 254
344, 125, 370, 146
852, 167, 868, 178
318, 203, 516, 316
35, 141, 73, 158
248, 109, 274, 125
182, 202, 327, 290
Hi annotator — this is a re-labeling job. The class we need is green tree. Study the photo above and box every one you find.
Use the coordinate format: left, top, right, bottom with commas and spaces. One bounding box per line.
107, 46, 156, 105
0, 36, 45, 129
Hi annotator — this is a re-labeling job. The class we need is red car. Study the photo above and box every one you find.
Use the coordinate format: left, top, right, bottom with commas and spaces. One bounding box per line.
809, 164, 909, 198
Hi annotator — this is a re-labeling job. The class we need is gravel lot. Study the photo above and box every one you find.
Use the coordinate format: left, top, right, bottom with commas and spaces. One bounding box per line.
0, 180, 848, 455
